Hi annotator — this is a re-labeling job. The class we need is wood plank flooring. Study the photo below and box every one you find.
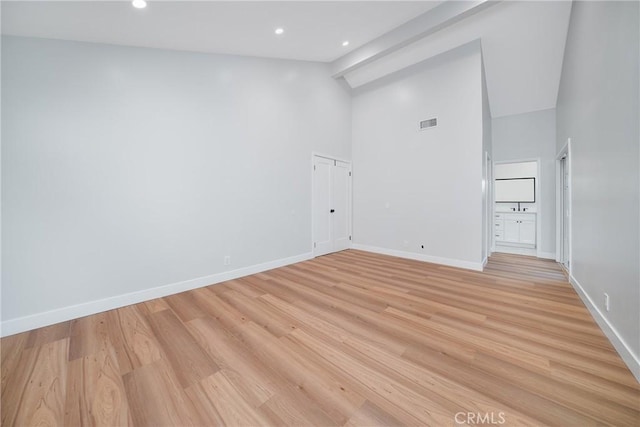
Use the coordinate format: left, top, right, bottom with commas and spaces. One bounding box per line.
2, 250, 639, 426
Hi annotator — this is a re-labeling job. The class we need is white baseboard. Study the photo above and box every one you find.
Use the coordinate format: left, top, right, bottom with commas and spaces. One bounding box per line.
537, 251, 556, 260
495, 245, 555, 260
569, 274, 640, 383
352, 244, 484, 271
494, 245, 537, 257
1, 252, 313, 338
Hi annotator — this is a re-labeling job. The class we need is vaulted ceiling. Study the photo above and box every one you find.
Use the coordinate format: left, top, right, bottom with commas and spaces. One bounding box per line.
337, 1, 573, 117
0, 1, 440, 62
1, 1, 573, 118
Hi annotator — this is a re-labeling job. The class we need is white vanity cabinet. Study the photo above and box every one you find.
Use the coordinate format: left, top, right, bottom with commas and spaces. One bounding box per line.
494, 212, 536, 246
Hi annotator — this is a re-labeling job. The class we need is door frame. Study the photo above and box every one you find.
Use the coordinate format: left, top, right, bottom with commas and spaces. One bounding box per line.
485, 151, 494, 259
555, 139, 572, 273
311, 152, 352, 257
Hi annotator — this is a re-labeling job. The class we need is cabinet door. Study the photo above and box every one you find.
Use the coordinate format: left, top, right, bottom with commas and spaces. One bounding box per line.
519, 220, 536, 244
504, 219, 520, 243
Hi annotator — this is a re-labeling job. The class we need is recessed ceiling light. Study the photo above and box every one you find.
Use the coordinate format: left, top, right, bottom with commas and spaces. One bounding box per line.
132, 0, 147, 9
275, 28, 284, 35
342, 41, 350, 47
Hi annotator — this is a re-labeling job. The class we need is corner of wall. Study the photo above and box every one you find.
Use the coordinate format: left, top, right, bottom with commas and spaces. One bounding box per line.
352, 244, 485, 272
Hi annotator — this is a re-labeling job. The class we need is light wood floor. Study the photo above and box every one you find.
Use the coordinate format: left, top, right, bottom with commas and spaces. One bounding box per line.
2, 251, 639, 426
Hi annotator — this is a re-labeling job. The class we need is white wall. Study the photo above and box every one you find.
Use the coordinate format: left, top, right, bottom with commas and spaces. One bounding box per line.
1, 36, 351, 332
556, 1, 639, 379
492, 108, 556, 256
352, 42, 484, 270
0, 7, 3, 328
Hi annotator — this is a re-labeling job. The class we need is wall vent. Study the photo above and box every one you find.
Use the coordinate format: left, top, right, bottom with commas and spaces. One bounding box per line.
419, 118, 437, 130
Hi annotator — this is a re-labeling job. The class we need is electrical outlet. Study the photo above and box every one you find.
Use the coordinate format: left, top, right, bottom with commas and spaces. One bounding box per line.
224, 256, 231, 266
604, 293, 610, 311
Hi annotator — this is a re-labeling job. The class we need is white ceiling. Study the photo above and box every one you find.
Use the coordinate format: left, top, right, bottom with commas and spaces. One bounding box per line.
1, 1, 573, 117
0, 1, 441, 62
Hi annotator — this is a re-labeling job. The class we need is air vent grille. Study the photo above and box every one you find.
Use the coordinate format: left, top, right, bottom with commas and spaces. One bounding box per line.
419, 118, 437, 130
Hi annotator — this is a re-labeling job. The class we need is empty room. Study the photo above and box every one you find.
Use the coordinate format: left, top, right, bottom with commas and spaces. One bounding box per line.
1, 0, 639, 426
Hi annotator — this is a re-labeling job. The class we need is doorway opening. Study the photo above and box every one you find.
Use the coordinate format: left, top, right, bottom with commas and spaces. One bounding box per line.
485, 152, 493, 259
493, 160, 540, 257
556, 142, 571, 272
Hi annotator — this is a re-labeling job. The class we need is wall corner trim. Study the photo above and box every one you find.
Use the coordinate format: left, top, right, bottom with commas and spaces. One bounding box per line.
351, 243, 484, 272
569, 274, 640, 383
0, 252, 313, 338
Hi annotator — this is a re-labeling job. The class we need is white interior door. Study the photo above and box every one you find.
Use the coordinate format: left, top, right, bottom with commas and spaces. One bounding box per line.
313, 155, 351, 256
313, 156, 333, 256
332, 160, 351, 252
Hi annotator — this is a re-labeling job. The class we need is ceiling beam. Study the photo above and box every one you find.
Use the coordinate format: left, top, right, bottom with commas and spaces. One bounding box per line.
330, 0, 500, 78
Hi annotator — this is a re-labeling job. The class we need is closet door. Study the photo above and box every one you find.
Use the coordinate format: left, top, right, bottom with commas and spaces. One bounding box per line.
332, 160, 351, 252
313, 156, 351, 256
313, 156, 334, 256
